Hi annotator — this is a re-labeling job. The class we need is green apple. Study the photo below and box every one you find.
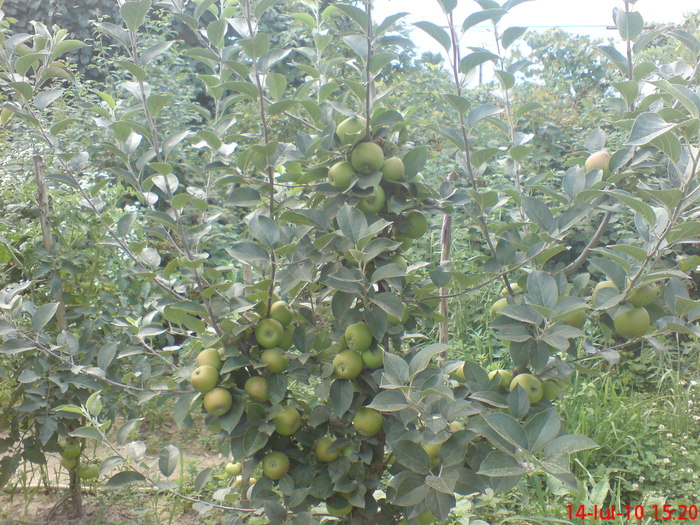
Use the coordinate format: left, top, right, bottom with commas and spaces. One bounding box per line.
317, 342, 343, 360
351, 142, 385, 174
613, 305, 650, 339
327, 501, 352, 517
585, 150, 611, 172
449, 421, 465, 432
352, 407, 383, 437
542, 379, 562, 401
60, 456, 77, 470
273, 406, 302, 436
279, 325, 294, 350
77, 463, 99, 480
381, 156, 405, 181
488, 369, 512, 390
357, 185, 385, 214
262, 451, 289, 480
422, 442, 441, 466
490, 297, 508, 317
593, 280, 619, 307
500, 282, 522, 295
195, 348, 222, 370
261, 347, 289, 373
225, 461, 242, 476
400, 211, 428, 239
255, 318, 285, 348
244, 376, 269, 402
190, 365, 219, 393
361, 347, 384, 369
333, 350, 363, 379
560, 309, 586, 328
61, 443, 82, 460
270, 300, 294, 326
509, 373, 543, 403
203, 387, 233, 416
314, 436, 340, 463
344, 322, 373, 352
449, 361, 466, 382
336, 116, 366, 145
328, 161, 355, 191
628, 284, 660, 307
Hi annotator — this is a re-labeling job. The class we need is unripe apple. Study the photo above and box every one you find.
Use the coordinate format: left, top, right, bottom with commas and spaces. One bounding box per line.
270, 300, 294, 326
262, 451, 289, 480
328, 161, 355, 191
627, 283, 660, 307
244, 376, 269, 402
490, 297, 508, 317
190, 365, 219, 393
273, 406, 302, 436
225, 461, 242, 476
344, 322, 373, 352
260, 347, 289, 373
509, 373, 543, 403
488, 369, 512, 390
585, 150, 611, 172
613, 305, 650, 339
351, 142, 384, 175
195, 348, 222, 370
333, 350, 363, 379
203, 387, 233, 416
357, 185, 385, 214
381, 156, 405, 181
255, 318, 285, 348
336, 116, 366, 145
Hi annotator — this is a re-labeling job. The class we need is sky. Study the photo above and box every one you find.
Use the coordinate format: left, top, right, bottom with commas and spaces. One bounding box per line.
373, 0, 699, 55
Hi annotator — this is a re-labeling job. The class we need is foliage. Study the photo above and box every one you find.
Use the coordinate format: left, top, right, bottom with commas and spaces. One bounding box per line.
0, 0, 699, 523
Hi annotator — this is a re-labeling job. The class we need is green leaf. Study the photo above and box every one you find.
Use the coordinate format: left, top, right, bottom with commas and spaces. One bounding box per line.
240, 33, 269, 60
254, 0, 278, 19
403, 146, 428, 176
501, 27, 526, 49
597, 45, 628, 76
32, 303, 59, 332
371, 264, 406, 282
265, 73, 287, 101
462, 9, 506, 31
606, 190, 656, 226
543, 434, 598, 456
105, 470, 146, 488
50, 40, 87, 60
249, 214, 280, 247
441, 94, 470, 114
371, 292, 405, 319
54, 404, 84, 415
414, 21, 451, 52
466, 104, 503, 127
259, 49, 291, 74
668, 29, 700, 55
393, 441, 432, 475
330, 379, 353, 417
482, 412, 529, 450
337, 203, 367, 244
626, 112, 677, 146
613, 8, 644, 41
381, 352, 409, 388
526, 271, 557, 309
335, 4, 368, 31
524, 408, 561, 453
120, 1, 151, 33
226, 242, 269, 267
95, 22, 131, 48
652, 80, 700, 119
159, 445, 180, 477
409, 343, 448, 378
522, 196, 555, 234
437, 0, 457, 14
460, 50, 499, 75
70, 426, 103, 441
34, 89, 64, 111
477, 451, 527, 477
367, 390, 409, 412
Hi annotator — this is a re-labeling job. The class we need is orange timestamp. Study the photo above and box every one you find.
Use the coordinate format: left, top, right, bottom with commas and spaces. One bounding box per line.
567, 504, 699, 521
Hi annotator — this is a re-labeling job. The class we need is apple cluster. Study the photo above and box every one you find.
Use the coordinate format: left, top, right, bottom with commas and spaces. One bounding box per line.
59, 442, 99, 480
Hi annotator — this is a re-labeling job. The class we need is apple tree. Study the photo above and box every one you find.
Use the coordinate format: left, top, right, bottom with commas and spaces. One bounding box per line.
1, 0, 699, 523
